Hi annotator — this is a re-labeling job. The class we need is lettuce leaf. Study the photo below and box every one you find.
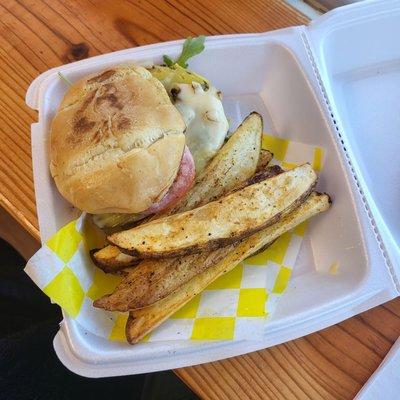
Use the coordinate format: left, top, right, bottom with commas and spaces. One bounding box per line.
163, 36, 205, 68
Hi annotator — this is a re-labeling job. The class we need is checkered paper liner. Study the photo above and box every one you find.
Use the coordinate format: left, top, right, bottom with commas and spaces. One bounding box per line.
25, 134, 323, 342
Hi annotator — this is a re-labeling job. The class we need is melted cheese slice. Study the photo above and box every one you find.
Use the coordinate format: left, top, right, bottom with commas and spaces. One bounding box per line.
174, 82, 229, 173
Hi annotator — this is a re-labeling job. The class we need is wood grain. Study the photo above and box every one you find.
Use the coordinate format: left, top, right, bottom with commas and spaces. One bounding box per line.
177, 303, 400, 400
1, 1, 399, 399
0, 206, 40, 260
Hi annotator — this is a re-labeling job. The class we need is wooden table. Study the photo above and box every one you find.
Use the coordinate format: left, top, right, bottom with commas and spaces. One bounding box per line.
1, 1, 399, 398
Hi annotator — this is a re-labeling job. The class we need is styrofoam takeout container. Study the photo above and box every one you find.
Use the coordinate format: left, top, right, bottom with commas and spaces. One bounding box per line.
26, 0, 400, 377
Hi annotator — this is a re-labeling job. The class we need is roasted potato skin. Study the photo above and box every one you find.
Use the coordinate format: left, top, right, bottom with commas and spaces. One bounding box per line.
89, 248, 138, 274
256, 149, 273, 173
108, 164, 317, 259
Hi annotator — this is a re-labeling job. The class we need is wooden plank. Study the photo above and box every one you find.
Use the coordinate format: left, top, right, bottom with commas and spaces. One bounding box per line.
0, 206, 40, 260
177, 299, 400, 399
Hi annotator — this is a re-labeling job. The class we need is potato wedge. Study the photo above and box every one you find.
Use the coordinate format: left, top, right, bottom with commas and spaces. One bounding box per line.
94, 166, 286, 310
169, 111, 264, 213
91, 112, 263, 271
89, 247, 139, 273
94, 246, 233, 311
256, 149, 273, 172
125, 192, 331, 344
108, 164, 317, 259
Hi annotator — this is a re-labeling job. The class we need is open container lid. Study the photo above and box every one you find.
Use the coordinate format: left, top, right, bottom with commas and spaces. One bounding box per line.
306, 0, 400, 277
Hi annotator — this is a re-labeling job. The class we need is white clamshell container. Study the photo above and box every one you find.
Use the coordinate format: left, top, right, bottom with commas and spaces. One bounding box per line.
26, 0, 400, 377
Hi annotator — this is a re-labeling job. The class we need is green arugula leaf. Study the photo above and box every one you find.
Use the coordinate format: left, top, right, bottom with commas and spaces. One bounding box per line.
163, 55, 174, 67
58, 72, 73, 86
176, 35, 205, 68
163, 35, 205, 68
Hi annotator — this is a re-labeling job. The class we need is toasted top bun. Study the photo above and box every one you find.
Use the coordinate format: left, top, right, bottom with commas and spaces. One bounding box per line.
50, 65, 186, 214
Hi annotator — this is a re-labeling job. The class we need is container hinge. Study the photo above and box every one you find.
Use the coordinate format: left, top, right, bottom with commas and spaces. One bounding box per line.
300, 30, 400, 294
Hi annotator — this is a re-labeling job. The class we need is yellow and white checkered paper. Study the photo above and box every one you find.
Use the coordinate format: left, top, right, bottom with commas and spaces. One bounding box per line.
25, 135, 323, 342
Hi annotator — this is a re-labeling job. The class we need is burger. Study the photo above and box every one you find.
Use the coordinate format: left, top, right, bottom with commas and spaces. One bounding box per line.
50, 37, 229, 229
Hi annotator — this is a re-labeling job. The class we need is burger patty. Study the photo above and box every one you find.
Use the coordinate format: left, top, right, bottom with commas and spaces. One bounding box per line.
146, 146, 195, 214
